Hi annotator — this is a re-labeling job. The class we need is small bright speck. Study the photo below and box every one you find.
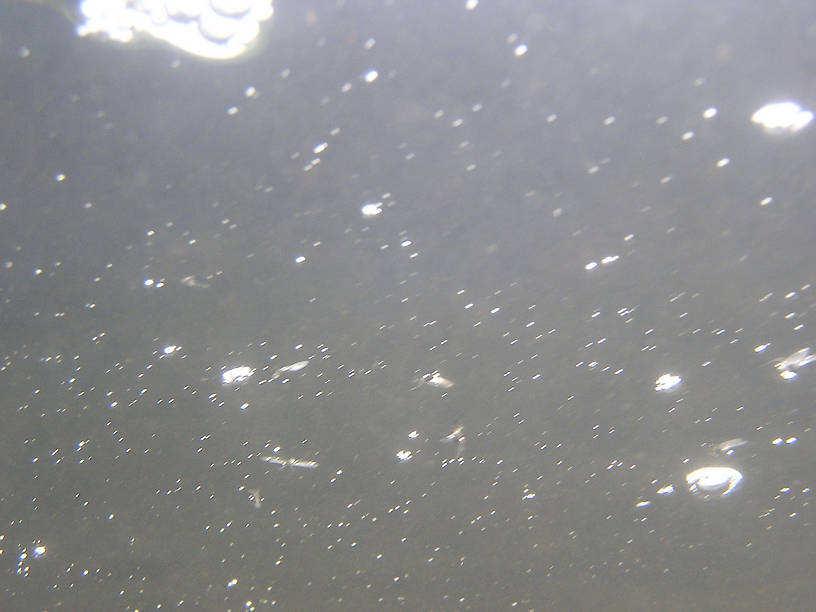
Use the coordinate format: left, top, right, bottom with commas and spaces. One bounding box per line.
585, 261, 598, 271
635, 501, 651, 508
600, 255, 619, 265
656, 485, 674, 496
361, 202, 383, 216
760, 196, 773, 206
396, 450, 413, 462
754, 343, 770, 353
408, 430, 420, 439
295, 255, 306, 264
163, 345, 180, 355
655, 373, 681, 392
514, 44, 528, 57
716, 158, 730, 168
313, 142, 328, 154
364, 70, 378, 83
466, 0, 479, 9
227, 578, 238, 588
702, 107, 718, 119
144, 278, 155, 287
32, 545, 46, 557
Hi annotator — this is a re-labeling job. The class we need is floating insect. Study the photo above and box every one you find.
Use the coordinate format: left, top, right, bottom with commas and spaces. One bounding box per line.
774, 347, 815, 380
247, 487, 262, 509
180, 275, 210, 289
411, 370, 455, 390
260, 455, 319, 469
270, 360, 310, 381
440, 423, 466, 462
714, 438, 748, 455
